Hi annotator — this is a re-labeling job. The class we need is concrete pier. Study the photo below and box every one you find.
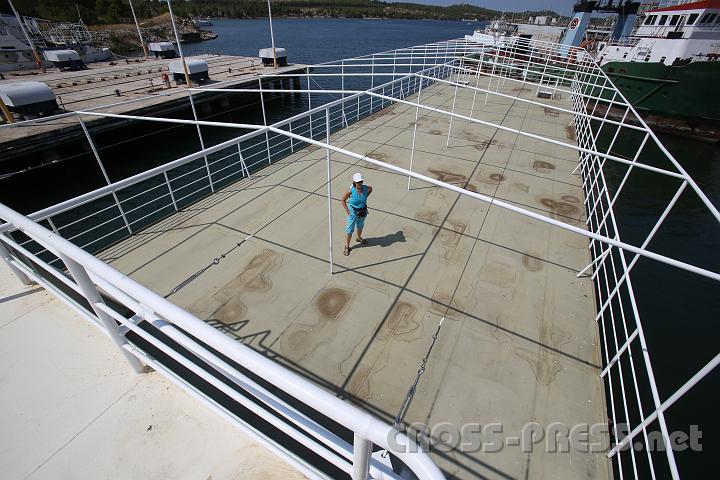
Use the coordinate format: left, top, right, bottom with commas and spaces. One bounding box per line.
96, 76, 609, 479
0, 55, 305, 150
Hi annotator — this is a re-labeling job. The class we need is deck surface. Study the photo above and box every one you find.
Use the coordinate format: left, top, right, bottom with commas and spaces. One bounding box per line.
0, 55, 302, 143
100, 77, 609, 480
0, 262, 306, 480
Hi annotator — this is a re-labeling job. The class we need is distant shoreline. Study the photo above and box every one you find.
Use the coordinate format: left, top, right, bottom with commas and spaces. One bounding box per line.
203, 16, 487, 22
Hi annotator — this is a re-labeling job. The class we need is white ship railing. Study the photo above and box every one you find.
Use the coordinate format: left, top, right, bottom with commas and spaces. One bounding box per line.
0, 203, 443, 480
2, 36, 719, 480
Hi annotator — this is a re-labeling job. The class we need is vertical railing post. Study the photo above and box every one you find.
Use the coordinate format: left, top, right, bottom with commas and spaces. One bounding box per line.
0, 235, 34, 285
325, 107, 334, 275
469, 56, 481, 119
237, 143, 251, 178
407, 48, 414, 97
163, 171, 178, 211
186, 91, 215, 193
351, 434, 372, 480
341, 60, 345, 122
446, 66, 459, 147
258, 78, 272, 164
485, 49, 498, 105
523, 40, 534, 88
47, 217, 60, 234
306, 68, 314, 138
78, 115, 133, 235
58, 253, 146, 374
289, 121, 295, 153
393, 50, 397, 85
408, 77, 424, 190
370, 54, 375, 113
443, 41, 449, 71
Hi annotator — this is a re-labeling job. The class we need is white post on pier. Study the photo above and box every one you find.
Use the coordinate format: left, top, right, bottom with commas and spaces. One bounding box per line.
266, 0, 278, 68
166, 0, 192, 88
7, 0, 43, 72
325, 107, 334, 275
128, 0, 148, 58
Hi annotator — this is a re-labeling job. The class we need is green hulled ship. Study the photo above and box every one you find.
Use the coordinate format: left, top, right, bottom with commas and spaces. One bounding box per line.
589, 0, 720, 136
602, 61, 720, 122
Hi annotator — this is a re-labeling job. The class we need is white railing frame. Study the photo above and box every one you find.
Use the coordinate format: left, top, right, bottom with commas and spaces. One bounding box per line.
2, 37, 718, 480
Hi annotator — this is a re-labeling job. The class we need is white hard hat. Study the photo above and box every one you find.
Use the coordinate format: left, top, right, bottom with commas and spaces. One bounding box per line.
352, 172, 364, 182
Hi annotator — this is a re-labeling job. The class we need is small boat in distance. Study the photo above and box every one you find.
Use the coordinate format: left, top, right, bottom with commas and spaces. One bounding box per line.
192, 18, 213, 27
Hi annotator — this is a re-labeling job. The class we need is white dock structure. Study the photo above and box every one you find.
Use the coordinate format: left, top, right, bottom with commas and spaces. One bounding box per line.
1, 36, 718, 480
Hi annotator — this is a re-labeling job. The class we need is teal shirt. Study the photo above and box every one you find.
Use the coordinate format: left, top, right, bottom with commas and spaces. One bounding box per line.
348, 185, 368, 210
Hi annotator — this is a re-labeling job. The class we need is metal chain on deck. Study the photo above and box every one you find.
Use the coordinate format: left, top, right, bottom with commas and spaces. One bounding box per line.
164, 234, 253, 298
382, 316, 445, 458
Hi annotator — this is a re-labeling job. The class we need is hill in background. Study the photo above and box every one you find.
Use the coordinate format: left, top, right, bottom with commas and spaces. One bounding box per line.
1, 0, 558, 24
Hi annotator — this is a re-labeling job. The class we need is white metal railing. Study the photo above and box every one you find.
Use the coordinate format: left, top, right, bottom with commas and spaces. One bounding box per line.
2, 37, 719, 480
0, 202, 445, 480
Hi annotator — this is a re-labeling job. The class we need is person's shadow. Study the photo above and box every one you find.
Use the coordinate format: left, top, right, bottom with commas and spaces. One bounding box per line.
359, 230, 406, 248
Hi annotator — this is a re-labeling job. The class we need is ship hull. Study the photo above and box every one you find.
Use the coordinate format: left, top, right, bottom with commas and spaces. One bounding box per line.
601, 61, 720, 123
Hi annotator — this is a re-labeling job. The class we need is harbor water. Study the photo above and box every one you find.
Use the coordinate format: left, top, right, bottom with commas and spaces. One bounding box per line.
0, 18, 717, 477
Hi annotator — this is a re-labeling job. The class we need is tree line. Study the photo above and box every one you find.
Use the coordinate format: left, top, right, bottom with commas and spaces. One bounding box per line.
2, 0, 558, 25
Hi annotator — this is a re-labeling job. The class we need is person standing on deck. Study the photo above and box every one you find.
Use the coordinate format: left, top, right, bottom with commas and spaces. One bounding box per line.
341, 172, 372, 256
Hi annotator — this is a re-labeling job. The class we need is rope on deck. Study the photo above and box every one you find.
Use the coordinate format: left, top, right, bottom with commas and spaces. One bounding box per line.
382, 315, 445, 458
164, 233, 253, 298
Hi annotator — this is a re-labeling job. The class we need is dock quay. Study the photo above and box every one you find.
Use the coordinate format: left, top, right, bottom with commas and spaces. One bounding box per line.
0, 54, 306, 156
1, 38, 718, 480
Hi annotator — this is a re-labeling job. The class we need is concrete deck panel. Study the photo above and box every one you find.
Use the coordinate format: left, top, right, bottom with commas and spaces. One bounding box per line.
0, 262, 307, 480
99, 78, 609, 479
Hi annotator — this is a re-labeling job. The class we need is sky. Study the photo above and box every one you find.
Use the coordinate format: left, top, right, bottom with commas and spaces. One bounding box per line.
386, 1, 578, 15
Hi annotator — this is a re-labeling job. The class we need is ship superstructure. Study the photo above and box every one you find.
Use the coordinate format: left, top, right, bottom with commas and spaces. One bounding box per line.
597, 0, 720, 64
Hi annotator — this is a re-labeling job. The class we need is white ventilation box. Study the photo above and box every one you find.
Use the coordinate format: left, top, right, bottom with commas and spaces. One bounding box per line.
43, 49, 81, 62
259, 47, 288, 66
0, 81, 58, 116
149, 42, 175, 52
149, 42, 176, 59
168, 59, 210, 84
